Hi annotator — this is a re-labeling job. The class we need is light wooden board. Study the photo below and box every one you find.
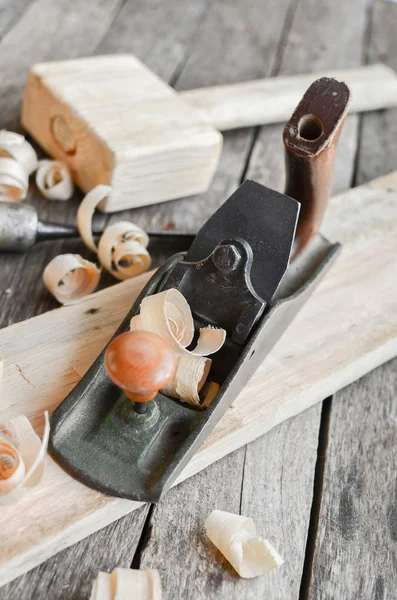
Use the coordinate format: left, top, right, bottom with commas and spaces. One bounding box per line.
309, 360, 397, 599
1, 171, 397, 585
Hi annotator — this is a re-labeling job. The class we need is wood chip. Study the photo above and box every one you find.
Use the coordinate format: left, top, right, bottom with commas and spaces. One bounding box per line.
205, 509, 284, 578
35, 159, 74, 200
0, 130, 37, 175
0, 412, 50, 504
130, 288, 225, 405
0, 157, 28, 202
90, 568, 162, 600
43, 254, 101, 304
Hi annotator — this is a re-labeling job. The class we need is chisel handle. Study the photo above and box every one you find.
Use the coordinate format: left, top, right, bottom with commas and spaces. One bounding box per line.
283, 77, 351, 256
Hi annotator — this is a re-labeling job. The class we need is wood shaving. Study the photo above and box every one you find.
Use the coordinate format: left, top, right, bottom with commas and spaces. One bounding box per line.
35, 159, 74, 200
0, 130, 37, 175
43, 254, 101, 305
77, 184, 111, 252
130, 288, 225, 405
90, 568, 162, 600
205, 510, 284, 578
0, 157, 28, 202
77, 185, 151, 280
98, 221, 150, 281
0, 412, 50, 504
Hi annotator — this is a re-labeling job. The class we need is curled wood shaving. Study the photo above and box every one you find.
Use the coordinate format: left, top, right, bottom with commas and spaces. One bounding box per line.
98, 221, 150, 281
43, 254, 101, 305
0, 441, 25, 495
130, 288, 225, 405
205, 510, 284, 578
77, 184, 111, 252
77, 185, 151, 280
0, 412, 50, 504
0, 157, 28, 202
35, 159, 74, 200
0, 130, 38, 175
90, 568, 162, 600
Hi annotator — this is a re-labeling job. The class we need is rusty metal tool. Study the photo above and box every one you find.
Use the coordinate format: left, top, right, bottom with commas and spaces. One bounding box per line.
50, 77, 350, 502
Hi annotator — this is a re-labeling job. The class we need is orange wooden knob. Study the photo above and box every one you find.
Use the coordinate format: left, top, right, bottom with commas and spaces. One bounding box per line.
105, 331, 176, 403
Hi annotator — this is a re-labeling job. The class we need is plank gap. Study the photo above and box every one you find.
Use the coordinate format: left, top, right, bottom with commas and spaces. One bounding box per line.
351, 0, 374, 189
238, 445, 248, 515
268, 0, 302, 77
298, 397, 333, 600
130, 504, 156, 570
0, 0, 33, 43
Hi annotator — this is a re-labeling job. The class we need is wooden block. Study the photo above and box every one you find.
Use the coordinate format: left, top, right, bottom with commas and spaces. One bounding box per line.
22, 55, 222, 212
0, 171, 397, 585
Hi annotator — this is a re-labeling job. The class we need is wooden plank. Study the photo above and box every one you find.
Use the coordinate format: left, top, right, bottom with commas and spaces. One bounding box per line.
1, 171, 397, 585
96, 0, 212, 83
309, 359, 397, 599
139, 406, 322, 600
308, 2, 397, 597
140, 447, 247, 597
356, 0, 397, 185
119, 0, 294, 233
0, 506, 150, 600
0, 0, 32, 40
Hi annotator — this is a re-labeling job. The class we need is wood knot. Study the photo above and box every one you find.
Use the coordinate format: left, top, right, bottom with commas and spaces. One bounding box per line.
50, 115, 77, 155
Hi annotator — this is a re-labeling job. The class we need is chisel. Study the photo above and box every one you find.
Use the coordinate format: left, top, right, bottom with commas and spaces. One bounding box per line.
0, 202, 195, 252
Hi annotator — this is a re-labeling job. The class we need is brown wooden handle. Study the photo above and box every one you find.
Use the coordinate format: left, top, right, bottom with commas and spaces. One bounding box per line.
283, 77, 351, 256
105, 331, 176, 403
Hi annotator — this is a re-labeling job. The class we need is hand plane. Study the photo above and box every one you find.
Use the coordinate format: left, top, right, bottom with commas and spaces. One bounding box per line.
50, 77, 350, 502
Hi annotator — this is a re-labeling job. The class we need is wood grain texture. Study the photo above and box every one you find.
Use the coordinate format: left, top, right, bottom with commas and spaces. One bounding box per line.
0, 0, 33, 40
1, 172, 397, 586
114, 0, 293, 233
356, 0, 397, 186
139, 406, 322, 600
307, 4, 397, 599
309, 359, 397, 599
0, 506, 150, 600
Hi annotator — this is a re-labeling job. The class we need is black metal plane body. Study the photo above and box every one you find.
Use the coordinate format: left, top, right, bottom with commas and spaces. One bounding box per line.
50, 181, 340, 502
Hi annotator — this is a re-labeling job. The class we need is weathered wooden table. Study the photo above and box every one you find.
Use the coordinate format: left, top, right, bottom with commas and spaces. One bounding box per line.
0, 0, 396, 598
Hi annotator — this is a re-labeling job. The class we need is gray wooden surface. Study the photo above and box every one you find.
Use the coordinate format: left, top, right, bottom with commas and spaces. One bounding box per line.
0, 0, 396, 598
